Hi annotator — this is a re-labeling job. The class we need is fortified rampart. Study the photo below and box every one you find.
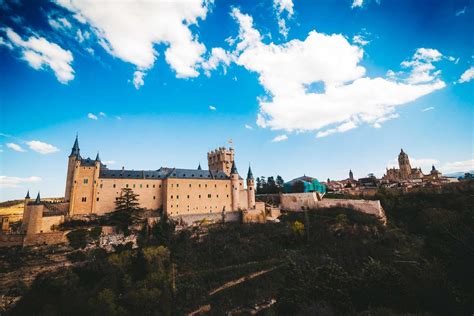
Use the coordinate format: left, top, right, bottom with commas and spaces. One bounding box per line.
280, 192, 386, 223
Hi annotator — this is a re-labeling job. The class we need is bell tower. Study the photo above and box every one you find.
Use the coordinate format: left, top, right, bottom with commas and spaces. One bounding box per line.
398, 149, 412, 179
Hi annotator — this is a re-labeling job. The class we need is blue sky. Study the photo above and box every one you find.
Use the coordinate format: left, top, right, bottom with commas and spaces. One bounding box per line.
0, 0, 473, 201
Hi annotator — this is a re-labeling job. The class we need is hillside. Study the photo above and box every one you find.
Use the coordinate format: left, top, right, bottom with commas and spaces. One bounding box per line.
5, 184, 474, 315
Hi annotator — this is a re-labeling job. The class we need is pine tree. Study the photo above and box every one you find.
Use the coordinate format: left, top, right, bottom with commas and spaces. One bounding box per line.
276, 175, 285, 190
111, 188, 143, 234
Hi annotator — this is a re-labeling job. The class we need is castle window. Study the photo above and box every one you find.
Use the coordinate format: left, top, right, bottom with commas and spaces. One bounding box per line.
189, 184, 191, 187
217, 195, 219, 198
171, 195, 173, 199
146, 184, 149, 188
205, 184, 207, 188
159, 185, 161, 188
227, 195, 229, 198
199, 184, 201, 188
171, 184, 173, 188
176, 195, 179, 199
113, 184, 116, 188
133, 184, 136, 188
81, 197, 87, 202
140, 184, 142, 188
187, 195, 189, 199
177, 184, 179, 188
126, 184, 129, 188
215, 184, 217, 188
100, 184, 103, 188
96, 198, 99, 201
83, 178, 89, 184
153, 196, 156, 199
208, 194, 211, 198
199, 195, 201, 198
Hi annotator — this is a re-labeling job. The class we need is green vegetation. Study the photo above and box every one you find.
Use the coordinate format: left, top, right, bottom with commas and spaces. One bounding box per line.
110, 188, 143, 234
8, 185, 474, 315
256, 175, 285, 194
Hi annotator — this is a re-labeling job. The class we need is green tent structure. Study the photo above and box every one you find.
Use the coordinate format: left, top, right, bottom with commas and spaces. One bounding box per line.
283, 175, 326, 194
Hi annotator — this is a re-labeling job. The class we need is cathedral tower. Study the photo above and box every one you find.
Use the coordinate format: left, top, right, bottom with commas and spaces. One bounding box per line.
65, 135, 80, 201
398, 149, 412, 179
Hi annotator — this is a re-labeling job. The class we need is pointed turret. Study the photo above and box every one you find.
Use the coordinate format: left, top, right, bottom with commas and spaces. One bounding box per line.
25, 190, 30, 199
95, 151, 100, 161
70, 134, 80, 158
35, 192, 41, 204
230, 160, 238, 174
247, 165, 254, 179
197, 163, 202, 170
432, 165, 436, 171
349, 169, 354, 180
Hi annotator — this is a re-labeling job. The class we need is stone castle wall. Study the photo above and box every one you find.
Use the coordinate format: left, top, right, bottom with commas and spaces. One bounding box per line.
280, 192, 386, 223
23, 231, 67, 246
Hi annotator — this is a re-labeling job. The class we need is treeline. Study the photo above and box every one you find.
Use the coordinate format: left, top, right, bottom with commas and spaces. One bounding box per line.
256, 175, 285, 194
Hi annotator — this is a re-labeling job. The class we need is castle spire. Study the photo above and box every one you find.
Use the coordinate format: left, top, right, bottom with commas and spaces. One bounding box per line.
25, 190, 30, 199
231, 160, 238, 174
35, 192, 41, 204
247, 164, 254, 179
95, 151, 100, 161
70, 134, 80, 158
197, 163, 202, 170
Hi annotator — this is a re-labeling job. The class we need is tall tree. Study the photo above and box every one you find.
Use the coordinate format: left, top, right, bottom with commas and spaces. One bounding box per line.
276, 175, 285, 190
111, 188, 143, 234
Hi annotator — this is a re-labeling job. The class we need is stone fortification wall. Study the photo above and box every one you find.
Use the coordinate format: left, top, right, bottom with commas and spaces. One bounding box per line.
280, 193, 386, 223
40, 215, 64, 233
23, 231, 67, 246
0, 234, 24, 247
171, 211, 241, 226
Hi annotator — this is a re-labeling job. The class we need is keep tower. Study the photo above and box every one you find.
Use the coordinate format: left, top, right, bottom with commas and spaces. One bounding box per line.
207, 146, 234, 176
398, 149, 412, 179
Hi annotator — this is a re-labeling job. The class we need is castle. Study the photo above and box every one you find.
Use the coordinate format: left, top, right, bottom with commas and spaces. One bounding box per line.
383, 149, 441, 182
17, 136, 264, 242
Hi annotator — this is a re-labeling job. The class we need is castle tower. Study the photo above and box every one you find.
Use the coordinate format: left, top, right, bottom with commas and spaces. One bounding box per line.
91, 152, 101, 213
65, 135, 81, 201
208, 147, 235, 176
398, 149, 412, 179
247, 165, 255, 209
230, 161, 240, 211
26, 192, 43, 235
21, 190, 31, 233
349, 169, 354, 180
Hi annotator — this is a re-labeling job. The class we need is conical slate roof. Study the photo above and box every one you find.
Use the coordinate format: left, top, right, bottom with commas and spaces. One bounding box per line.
231, 161, 238, 174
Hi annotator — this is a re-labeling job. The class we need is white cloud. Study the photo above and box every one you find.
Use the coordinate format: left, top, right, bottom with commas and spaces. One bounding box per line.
441, 159, 474, 173
401, 48, 443, 84
49, 17, 72, 30
55, 0, 211, 79
116, 116, 122, 120
209, 105, 217, 111
455, 7, 466, 16
2, 28, 74, 83
245, 124, 253, 130
272, 134, 288, 142
351, 0, 363, 8
230, 9, 445, 137
0, 176, 42, 188
201, 47, 232, 76
132, 70, 145, 89
6, 142, 26, 152
458, 66, 474, 83
273, 0, 294, 38
99, 111, 106, 117
353, 34, 369, 46
421, 106, 434, 112
26, 140, 60, 154
88, 113, 98, 120
316, 121, 357, 138
103, 160, 116, 165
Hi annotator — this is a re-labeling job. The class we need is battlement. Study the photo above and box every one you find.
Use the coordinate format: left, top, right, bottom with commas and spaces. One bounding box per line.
207, 146, 235, 176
